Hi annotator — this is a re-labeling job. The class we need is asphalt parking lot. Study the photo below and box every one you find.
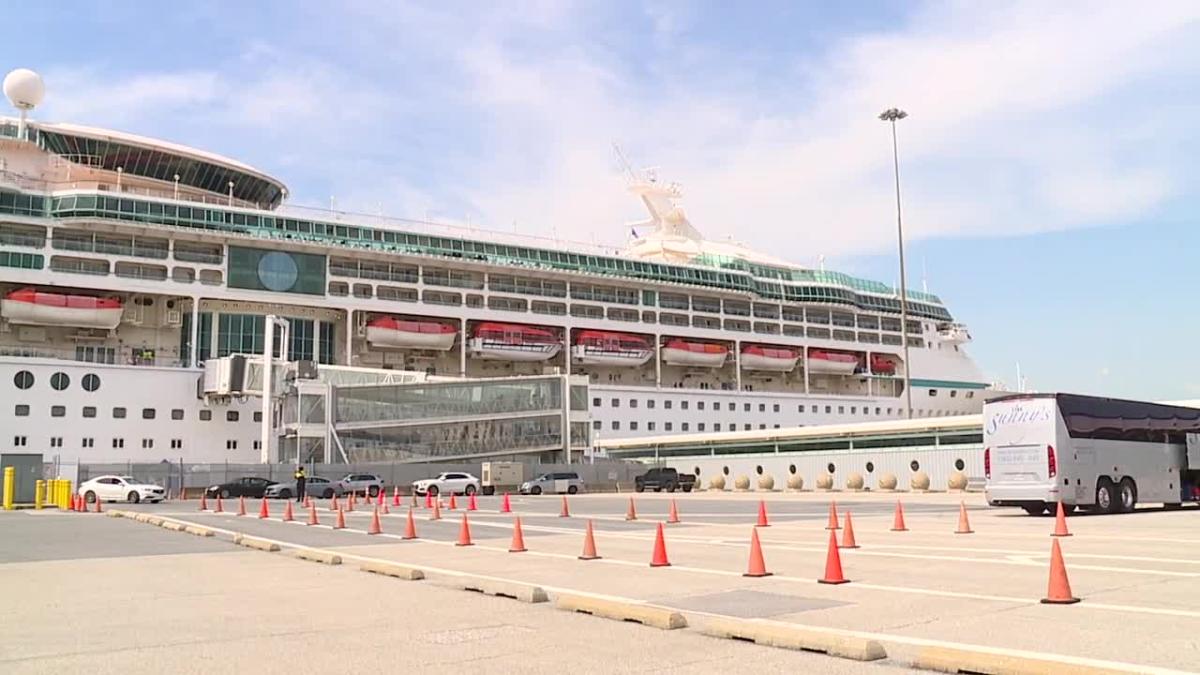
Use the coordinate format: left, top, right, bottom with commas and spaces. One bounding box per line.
5, 491, 1199, 674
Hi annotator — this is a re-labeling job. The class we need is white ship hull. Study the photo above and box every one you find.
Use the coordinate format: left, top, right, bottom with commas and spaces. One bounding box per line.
571, 344, 653, 367
366, 325, 456, 350
468, 338, 561, 361
661, 347, 727, 368
1, 300, 122, 330
740, 353, 799, 372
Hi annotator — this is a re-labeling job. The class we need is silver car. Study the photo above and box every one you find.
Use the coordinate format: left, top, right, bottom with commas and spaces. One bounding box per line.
519, 472, 584, 495
265, 476, 343, 500
338, 473, 384, 497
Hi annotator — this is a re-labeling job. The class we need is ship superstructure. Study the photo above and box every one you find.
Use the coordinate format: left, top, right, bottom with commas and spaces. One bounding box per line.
0, 69, 986, 463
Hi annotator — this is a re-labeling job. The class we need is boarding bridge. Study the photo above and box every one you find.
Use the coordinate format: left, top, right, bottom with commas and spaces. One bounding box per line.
201, 357, 591, 465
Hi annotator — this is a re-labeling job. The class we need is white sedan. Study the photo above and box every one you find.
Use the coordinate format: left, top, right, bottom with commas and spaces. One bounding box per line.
79, 475, 166, 504
411, 472, 481, 496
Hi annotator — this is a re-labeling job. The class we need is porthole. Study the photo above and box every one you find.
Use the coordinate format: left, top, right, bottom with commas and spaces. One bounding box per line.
694, 466, 701, 476
755, 465, 763, 475
954, 458, 965, 471
13, 370, 34, 390
910, 460, 921, 472
865, 461, 875, 473
82, 373, 100, 392
50, 372, 70, 391
827, 462, 836, 474
722, 466, 730, 475
788, 464, 796, 475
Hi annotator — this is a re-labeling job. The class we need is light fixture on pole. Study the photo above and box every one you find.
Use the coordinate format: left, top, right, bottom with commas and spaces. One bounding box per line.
878, 107, 913, 420
227, 181, 235, 206
173, 174, 180, 200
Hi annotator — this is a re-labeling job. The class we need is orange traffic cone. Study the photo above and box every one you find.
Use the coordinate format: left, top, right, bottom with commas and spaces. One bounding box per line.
282, 500, 294, 522
346, 494, 354, 513
332, 494, 340, 512
560, 495, 571, 518
840, 512, 859, 549
94, 495, 102, 513
376, 490, 384, 508
368, 507, 382, 535
199, 493, 209, 511
819, 529, 849, 584
500, 493, 511, 513
456, 514, 474, 546
448, 493, 458, 510
1052, 501, 1072, 537
304, 495, 312, 508
425, 492, 433, 509
756, 499, 770, 527
579, 520, 601, 560
626, 497, 638, 521
215, 495, 224, 513
257, 498, 270, 519
307, 503, 319, 526
509, 517, 527, 552
1041, 539, 1080, 604
890, 500, 908, 532
826, 501, 840, 530
333, 507, 346, 530
430, 498, 442, 521
392, 487, 401, 507
468, 492, 478, 511
955, 502, 973, 534
667, 499, 680, 524
237, 496, 247, 517
744, 528, 771, 577
649, 522, 671, 567
403, 508, 418, 540
381, 503, 390, 515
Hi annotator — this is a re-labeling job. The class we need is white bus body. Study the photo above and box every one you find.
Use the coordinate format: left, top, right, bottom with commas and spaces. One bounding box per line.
984, 393, 1200, 515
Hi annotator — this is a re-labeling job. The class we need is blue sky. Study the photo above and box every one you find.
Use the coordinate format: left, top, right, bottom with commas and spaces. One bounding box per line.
8, 1, 1200, 399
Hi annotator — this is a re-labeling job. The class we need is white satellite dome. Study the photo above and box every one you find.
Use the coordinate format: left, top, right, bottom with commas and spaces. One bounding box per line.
4, 68, 45, 110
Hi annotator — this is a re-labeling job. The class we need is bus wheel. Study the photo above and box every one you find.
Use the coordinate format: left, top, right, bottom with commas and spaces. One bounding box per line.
1118, 478, 1137, 513
1095, 478, 1117, 514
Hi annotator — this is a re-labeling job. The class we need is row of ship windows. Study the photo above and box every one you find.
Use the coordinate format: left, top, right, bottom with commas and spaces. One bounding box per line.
592, 393, 974, 412
12, 404, 260, 423
594, 411, 956, 433
697, 459, 968, 477
14, 436, 259, 451
13, 370, 100, 392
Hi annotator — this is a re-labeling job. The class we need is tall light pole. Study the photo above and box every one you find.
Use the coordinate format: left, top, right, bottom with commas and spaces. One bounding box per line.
879, 107, 913, 420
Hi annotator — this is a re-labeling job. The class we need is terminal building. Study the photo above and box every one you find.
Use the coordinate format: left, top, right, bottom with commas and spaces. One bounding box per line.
596, 415, 985, 490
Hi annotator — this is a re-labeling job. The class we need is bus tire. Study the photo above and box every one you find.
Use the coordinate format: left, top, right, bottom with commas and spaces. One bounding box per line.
1095, 478, 1117, 514
1118, 478, 1137, 513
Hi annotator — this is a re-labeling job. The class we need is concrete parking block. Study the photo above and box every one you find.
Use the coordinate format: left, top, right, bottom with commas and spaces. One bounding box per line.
555, 593, 687, 630
453, 577, 549, 604
235, 535, 280, 552
290, 548, 342, 565
699, 616, 886, 661
360, 560, 424, 580
914, 646, 1135, 675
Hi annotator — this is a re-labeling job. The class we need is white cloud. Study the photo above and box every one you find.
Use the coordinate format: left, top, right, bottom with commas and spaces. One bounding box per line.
25, 1, 1200, 262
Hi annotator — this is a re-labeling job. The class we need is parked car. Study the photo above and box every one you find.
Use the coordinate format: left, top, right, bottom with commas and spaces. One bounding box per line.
265, 475, 343, 500
205, 477, 277, 499
635, 467, 696, 493
79, 475, 166, 504
412, 472, 480, 496
338, 473, 384, 497
520, 472, 585, 495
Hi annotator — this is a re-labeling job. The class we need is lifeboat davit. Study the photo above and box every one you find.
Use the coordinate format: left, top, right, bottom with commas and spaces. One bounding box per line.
365, 317, 456, 350
468, 322, 562, 362
1, 288, 122, 330
870, 354, 899, 375
807, 348, 860, 374
571, 330, 653, 367
740, 344, 800, 372
661, 339, 728, 368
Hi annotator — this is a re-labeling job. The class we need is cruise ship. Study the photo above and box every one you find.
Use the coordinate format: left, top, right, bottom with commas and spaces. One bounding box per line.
0, 69, 988, 464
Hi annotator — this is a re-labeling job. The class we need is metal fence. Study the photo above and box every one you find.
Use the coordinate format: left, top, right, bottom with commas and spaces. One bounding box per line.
74, 459, 650, 496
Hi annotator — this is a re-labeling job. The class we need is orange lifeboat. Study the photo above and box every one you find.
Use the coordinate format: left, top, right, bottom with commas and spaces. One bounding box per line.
807, 348, 860, 374
365, 317, 456, 350
740, 344, 800, 372
468, 322, 562, 362
571, 330, 653, 367
1, 288, 122, 329
661, 339, 728, 368
870, 354, 898, 375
